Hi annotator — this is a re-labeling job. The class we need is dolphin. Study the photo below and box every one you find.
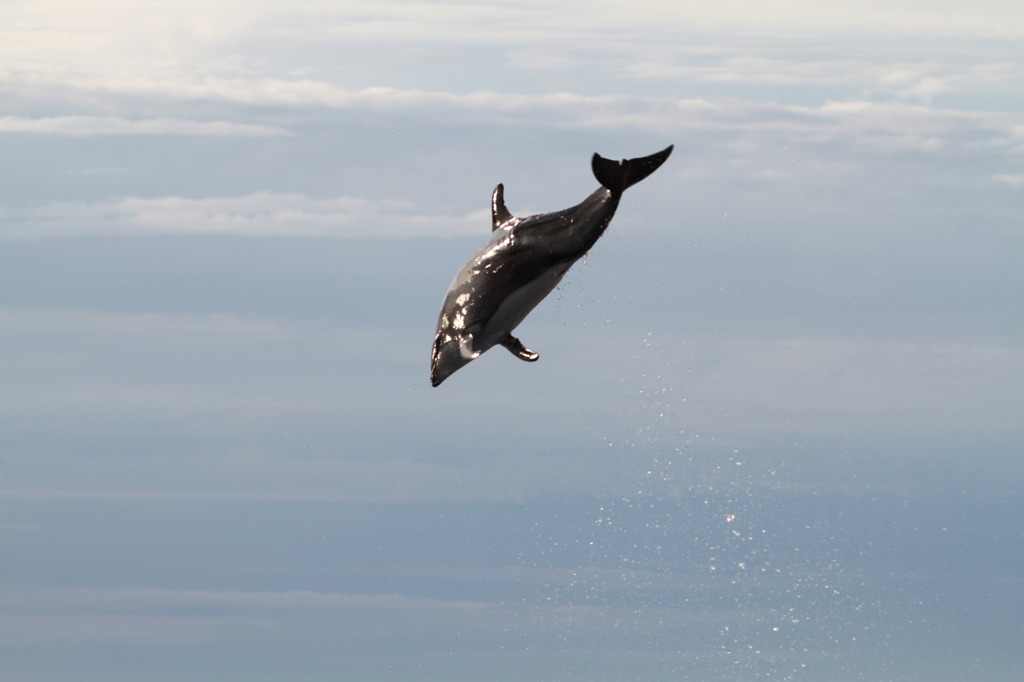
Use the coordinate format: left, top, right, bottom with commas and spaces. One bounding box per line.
430, 145, 673, 387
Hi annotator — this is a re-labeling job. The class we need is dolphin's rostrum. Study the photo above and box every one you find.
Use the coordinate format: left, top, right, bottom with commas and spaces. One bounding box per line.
430, 145, 673, 386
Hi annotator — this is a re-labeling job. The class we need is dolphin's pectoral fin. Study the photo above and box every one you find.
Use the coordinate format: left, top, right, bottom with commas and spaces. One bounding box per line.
501, 335, 539, 362
491, 183, 514, 231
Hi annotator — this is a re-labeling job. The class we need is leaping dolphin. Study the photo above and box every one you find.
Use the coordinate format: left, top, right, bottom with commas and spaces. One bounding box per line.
430, 145, 673, 387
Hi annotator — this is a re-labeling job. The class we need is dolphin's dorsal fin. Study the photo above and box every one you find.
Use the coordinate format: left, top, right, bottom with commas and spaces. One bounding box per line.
491, 183, 514, 231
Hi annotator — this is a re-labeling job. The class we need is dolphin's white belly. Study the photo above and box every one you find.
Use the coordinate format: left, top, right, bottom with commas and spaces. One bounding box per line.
480, 263, 571, 347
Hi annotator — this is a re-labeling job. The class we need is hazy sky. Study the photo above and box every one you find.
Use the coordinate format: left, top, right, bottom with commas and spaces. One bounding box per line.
2, 2, 1023, 681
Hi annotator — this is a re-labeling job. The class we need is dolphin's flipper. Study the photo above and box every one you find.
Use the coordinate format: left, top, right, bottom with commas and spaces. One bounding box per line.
592, 145, 674, 194
491, 183, 514, 230
500, 334, 539, 362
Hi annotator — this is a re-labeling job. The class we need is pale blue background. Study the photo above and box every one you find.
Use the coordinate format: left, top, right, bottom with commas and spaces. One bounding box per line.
2, 2, 1022, 680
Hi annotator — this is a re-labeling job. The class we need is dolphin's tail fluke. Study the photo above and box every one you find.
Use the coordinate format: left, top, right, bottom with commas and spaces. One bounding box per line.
592, 145, 673, 194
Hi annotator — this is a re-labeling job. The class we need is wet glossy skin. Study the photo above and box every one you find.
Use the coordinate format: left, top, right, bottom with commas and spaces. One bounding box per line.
431, 187, 619, 386
430, 145, 672, 386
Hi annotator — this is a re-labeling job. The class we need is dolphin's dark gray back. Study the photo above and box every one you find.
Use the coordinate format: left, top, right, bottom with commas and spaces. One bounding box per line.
591, 145, 673, 194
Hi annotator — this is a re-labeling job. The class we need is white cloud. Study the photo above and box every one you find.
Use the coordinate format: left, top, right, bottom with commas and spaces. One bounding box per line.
2, 1, 1019, 161
0, 192, 487, 239
6, 0, 1018, 69
626, 56, 1022, 103
993, 173, 1024, 188
8, 74, 1018, 156
35, 79, 1016, 161
0, 115, 290, 137
3, 1, 1020, 111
